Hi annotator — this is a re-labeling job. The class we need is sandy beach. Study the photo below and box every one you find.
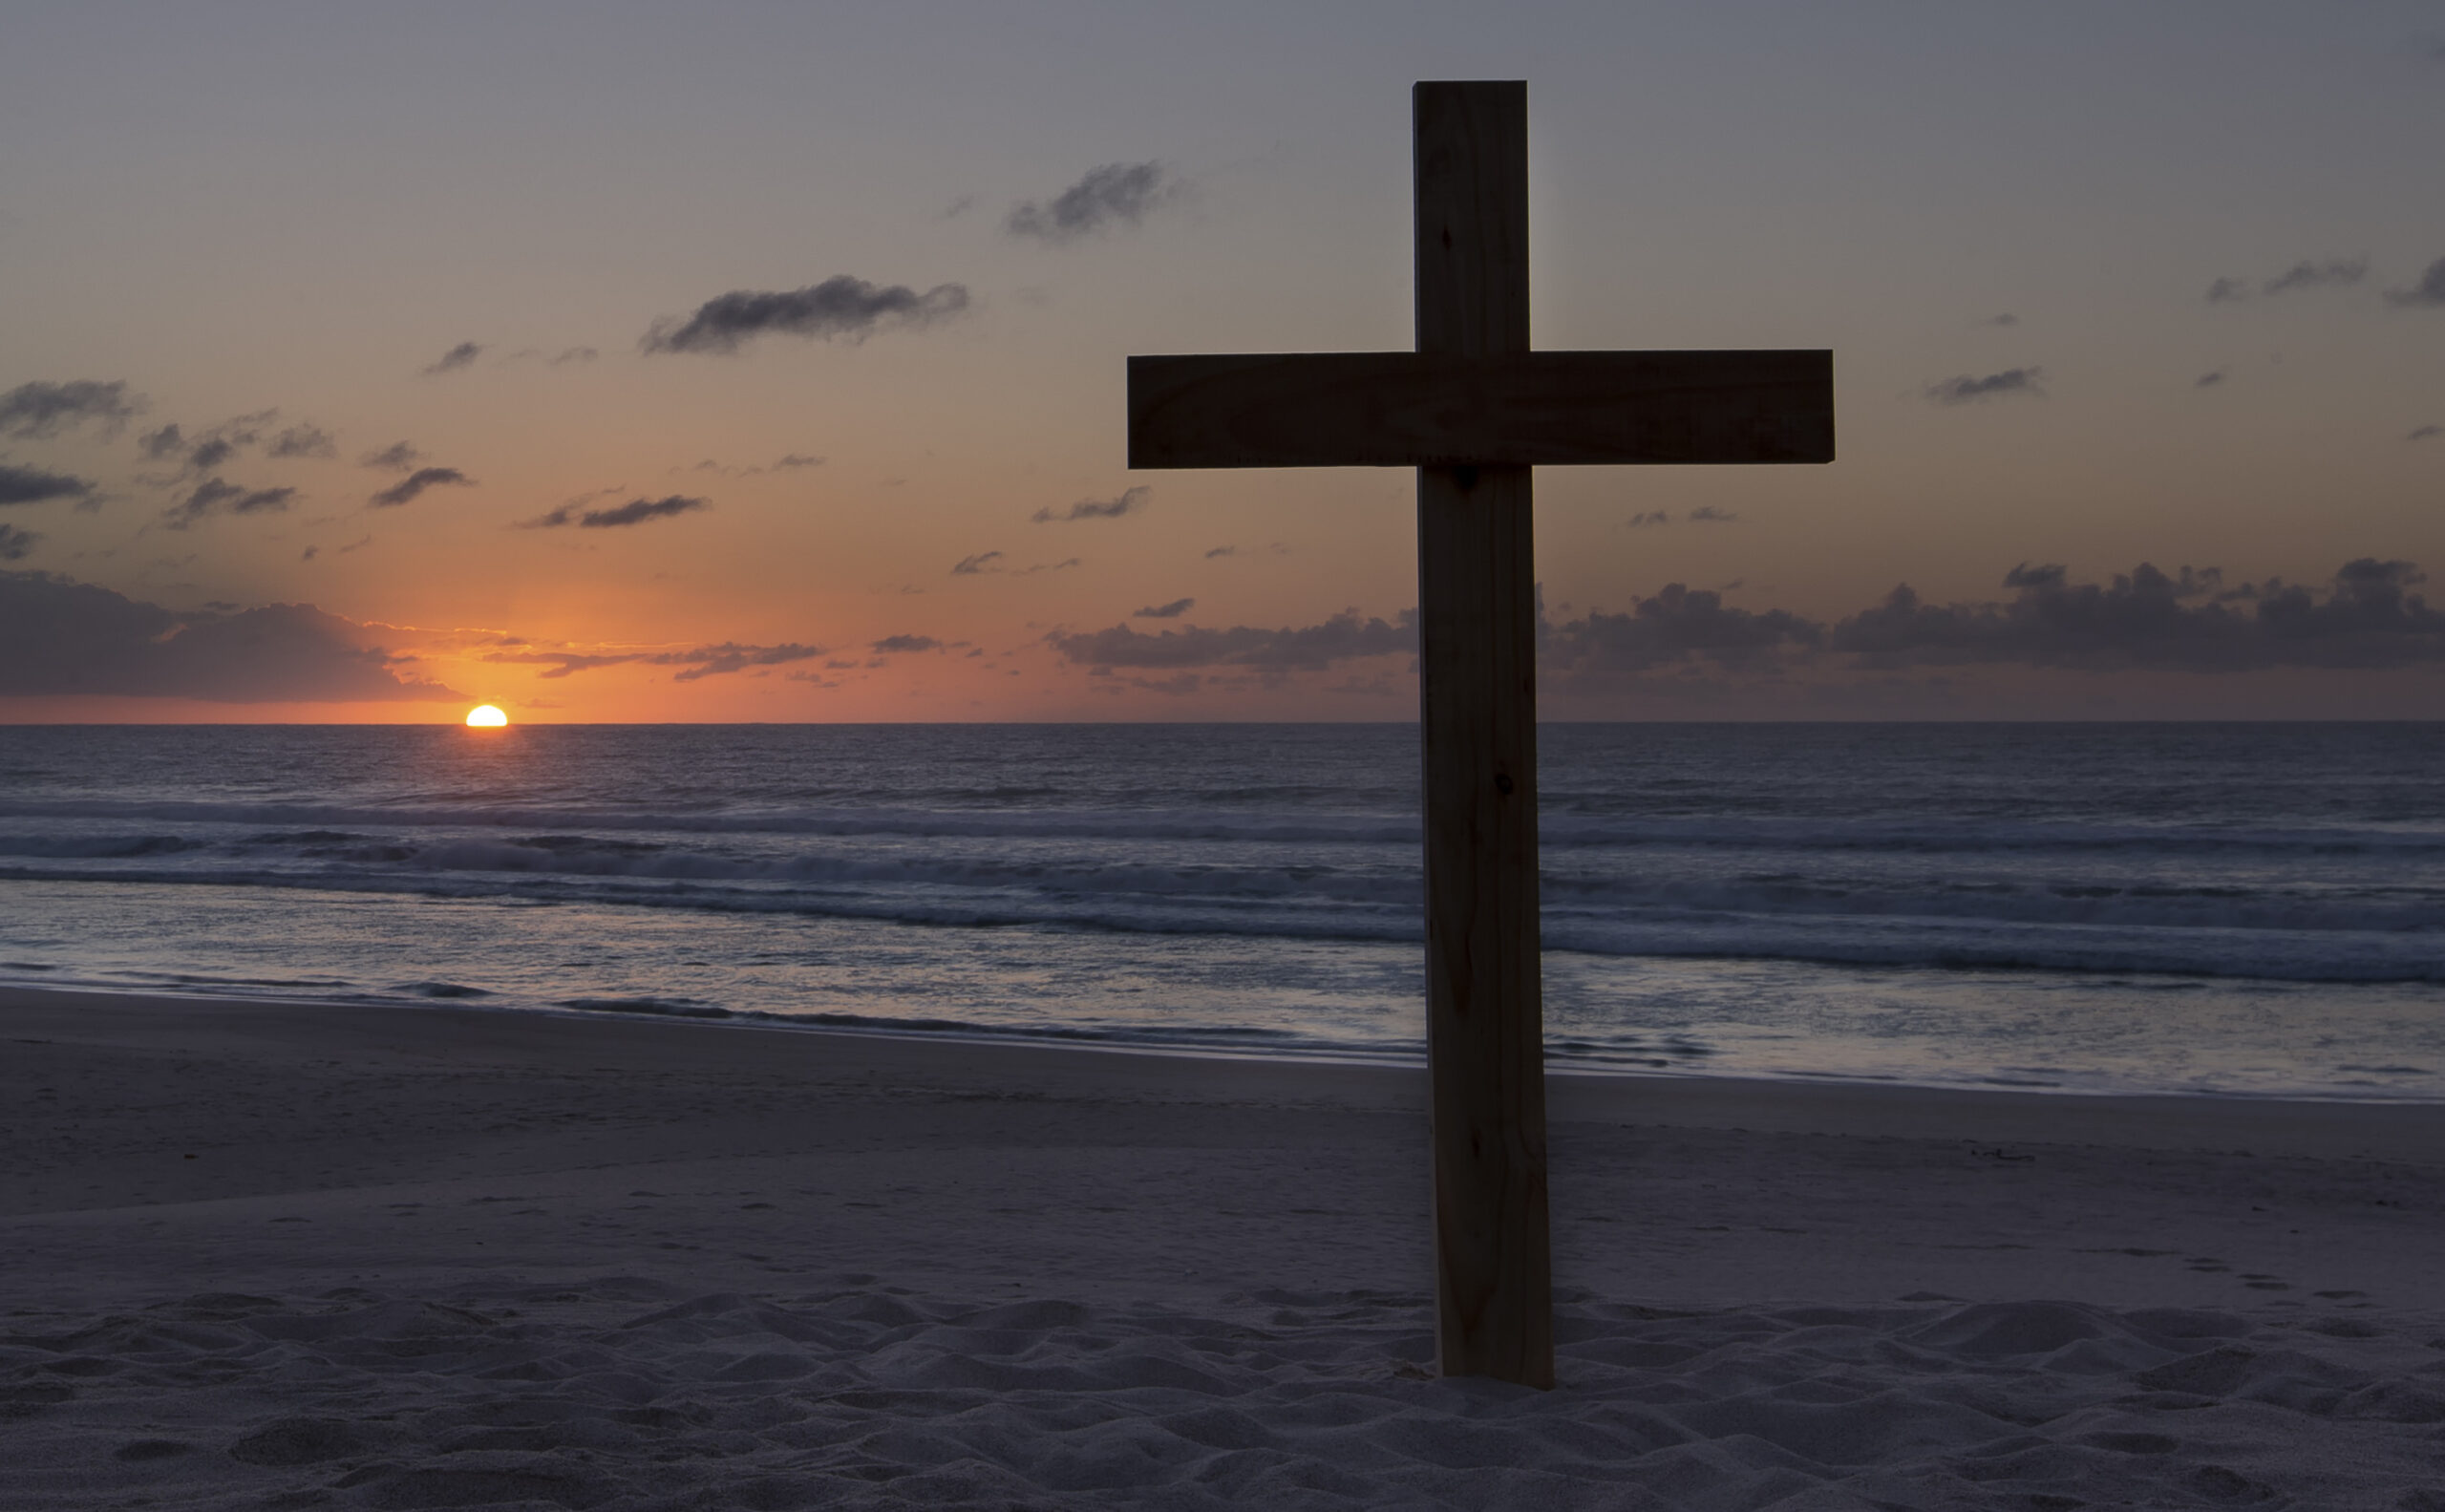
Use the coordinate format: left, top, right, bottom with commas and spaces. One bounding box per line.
4, 984, 2443, 1508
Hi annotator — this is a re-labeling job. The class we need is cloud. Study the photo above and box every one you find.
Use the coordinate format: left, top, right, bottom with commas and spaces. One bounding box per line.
481, 641, 826, 682
2263, 257, 2369, 296
1980, 313, 2019, 328
137, 424, 189, 462
1135, 597, 1194, 619
1626, 510, 1671, 527
186, 435, 244, 472
2412, 424, 2441, 442
773, 454, 825, 470
870, 634, 942, 654
369, 466, 475, 509
361, 441, 424, 472
1032, 485, 1149, 523
951, 550, 1077, 576
520, 494, 710, 529
481, 651, 640, 679
1006, 161, 1178, 244
1923, 368, 2045, 405
0, 525, 37, 562
1543, 586, 1819, 681
1687, 505, 1739, 523
424, 341, 484, 374
2386, 255, 2445, 309
0, 570, 458, 702
551, 346, 598, 366
667, 643, 825, 681
1826, 558, 2445, 671
2209, 256, 2371, 304
163, 477, 298, 527
1203, 545, 1236, 559
138, 411, 278, 474
0, 379, 143, 439
0, 463, 96, 507
267, 424, 337, 459
641, 275, 971, 354
2196, 371, 2227, 388
1050, 609, 1414, 682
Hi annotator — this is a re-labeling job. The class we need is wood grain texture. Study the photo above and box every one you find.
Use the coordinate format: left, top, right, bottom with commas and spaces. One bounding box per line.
1127, 350, 1835, 469
1414, 81, 1527, 357
1413, 79, 1553, 1391
1416, 461, 1553, 1389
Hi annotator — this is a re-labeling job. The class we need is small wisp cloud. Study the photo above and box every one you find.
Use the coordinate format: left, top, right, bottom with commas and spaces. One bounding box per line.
1033, 486, 1149, 523
1923, 368, 2045, 406
1006, 162, 1179, 245
369, 468, 476, 509
520, 495, 710, 530
642, 276, 971, 355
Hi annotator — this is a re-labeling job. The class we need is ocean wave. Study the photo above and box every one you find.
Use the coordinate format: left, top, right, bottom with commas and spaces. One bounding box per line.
5, 858, 2440, 983
9, 797, 2445, 856
5, 826, 2441, 936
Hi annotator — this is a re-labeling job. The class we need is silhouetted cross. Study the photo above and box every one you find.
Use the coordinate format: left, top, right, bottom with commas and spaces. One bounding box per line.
1126, 81, 1834, 1388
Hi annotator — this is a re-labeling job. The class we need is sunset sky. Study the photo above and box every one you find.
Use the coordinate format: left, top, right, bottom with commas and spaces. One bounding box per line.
4, 1, 2441, 721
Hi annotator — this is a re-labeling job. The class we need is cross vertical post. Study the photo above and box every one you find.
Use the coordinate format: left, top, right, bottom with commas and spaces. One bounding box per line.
1123, 80, 1833, 1392
1411, 81, 1551, 1389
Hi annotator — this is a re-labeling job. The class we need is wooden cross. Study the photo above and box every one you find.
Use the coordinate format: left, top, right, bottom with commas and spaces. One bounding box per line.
1126, 81, 1834, 1388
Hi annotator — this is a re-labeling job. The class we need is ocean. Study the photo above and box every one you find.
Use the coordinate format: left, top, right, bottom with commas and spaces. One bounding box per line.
2, 722, 2440, 1099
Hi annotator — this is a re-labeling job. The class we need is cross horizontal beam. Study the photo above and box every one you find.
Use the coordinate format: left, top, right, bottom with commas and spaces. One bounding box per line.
1129, 350, 1834, 470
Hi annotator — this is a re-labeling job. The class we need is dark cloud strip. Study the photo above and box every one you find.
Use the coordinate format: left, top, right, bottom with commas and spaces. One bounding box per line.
1547, 560, 2445, 683
2208, 256, 2371, 304
641, 276, 970, 355
0, 379, 143, 439
482, 641, 824, 682
0, 463, 96, 507
1051, 610, 1414, 682
520, 495, 709, 529
1049, 559, 2445, 689
1820, 559, 2445, 672
369, 467, 475, 509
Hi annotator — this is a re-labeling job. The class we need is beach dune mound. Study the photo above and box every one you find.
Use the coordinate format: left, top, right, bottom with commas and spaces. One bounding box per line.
7, 1279, 2441, 1509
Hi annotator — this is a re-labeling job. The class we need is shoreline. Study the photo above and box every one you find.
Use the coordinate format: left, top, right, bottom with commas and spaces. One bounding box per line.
10, 972, 2445, 1118
7, 981, 2443, 1203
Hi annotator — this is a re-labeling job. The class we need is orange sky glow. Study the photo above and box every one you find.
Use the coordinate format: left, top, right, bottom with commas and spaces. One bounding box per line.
4, 5, 2441, 721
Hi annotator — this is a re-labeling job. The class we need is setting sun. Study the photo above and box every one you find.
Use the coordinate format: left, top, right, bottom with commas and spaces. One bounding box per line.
464, 705, 508, 728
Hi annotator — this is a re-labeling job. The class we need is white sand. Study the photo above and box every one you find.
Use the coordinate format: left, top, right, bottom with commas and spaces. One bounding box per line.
3, 986, 2442, 1508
